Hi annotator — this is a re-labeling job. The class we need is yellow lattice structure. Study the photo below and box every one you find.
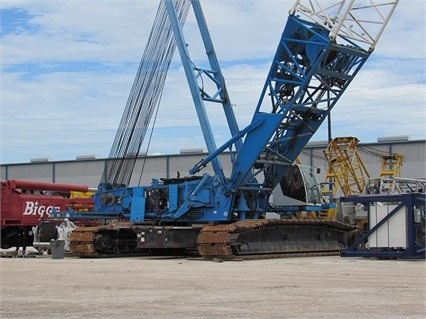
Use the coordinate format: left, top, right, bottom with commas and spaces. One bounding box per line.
379, 154, 404, 178
323, 137, 370, 196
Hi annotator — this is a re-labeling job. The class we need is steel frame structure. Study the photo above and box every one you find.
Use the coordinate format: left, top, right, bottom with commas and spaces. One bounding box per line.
341, 193, 426, 259
290, 0, 399, 51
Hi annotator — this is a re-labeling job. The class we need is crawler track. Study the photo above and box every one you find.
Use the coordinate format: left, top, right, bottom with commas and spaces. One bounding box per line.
69, 226, 99, 256
1, 251, 40, 258
69, 219, 360, 259
197, 219, 360, 259
69, 222, 139, 257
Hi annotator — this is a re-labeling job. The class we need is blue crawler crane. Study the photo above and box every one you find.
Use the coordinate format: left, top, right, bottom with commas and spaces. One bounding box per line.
53, 0, 400, 258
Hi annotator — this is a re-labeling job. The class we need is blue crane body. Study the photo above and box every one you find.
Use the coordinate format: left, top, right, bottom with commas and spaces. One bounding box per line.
52, 0, 399, 258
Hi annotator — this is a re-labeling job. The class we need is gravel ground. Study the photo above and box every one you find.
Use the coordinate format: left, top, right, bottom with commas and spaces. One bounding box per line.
1, 254, 425, 319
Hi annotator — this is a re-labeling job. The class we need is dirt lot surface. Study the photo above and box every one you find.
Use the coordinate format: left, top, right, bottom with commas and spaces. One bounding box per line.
1, 254, 425, 319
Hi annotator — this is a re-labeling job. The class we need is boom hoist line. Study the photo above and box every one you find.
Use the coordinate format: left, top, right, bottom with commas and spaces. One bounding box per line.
100, 0, 191, 189
60, 0, 399, 258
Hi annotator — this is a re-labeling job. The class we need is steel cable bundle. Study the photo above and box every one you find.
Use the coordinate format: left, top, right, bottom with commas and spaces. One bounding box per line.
100, 0, 190, 188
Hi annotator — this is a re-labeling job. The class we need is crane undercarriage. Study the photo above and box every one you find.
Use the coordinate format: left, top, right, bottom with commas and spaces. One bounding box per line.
69, 219, 361, 259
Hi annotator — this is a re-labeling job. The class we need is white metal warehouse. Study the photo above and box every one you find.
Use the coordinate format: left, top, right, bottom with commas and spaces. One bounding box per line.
2, 137, 424, 189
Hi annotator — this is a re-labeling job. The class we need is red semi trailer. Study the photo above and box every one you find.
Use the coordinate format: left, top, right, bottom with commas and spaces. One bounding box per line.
1, 179, 94, 250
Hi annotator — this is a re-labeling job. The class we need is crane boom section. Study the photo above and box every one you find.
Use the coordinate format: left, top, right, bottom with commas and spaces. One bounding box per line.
291, 0, 399, 51
227, 0, 398, 197
229, 13, 370, 194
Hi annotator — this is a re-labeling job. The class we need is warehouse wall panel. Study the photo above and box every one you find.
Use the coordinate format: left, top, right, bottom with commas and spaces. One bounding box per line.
2, 140, 425, 187
390, 141, 425, 178
3, 163, 54, 182
54, 160, 105, 188
130, 156, 168, 186
1, 166, 6, 179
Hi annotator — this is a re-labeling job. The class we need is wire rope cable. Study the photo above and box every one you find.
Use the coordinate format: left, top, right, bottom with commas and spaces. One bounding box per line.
100, 0, 191, 188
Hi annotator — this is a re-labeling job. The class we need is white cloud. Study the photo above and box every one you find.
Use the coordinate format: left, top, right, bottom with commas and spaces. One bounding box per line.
1, 0, 425, 164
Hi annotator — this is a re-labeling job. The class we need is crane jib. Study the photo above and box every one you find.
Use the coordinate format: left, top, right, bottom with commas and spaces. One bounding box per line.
231, 13, 371, 199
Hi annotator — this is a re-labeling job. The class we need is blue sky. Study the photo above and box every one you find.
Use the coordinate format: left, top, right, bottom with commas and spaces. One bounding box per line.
1, 0, 425, 164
